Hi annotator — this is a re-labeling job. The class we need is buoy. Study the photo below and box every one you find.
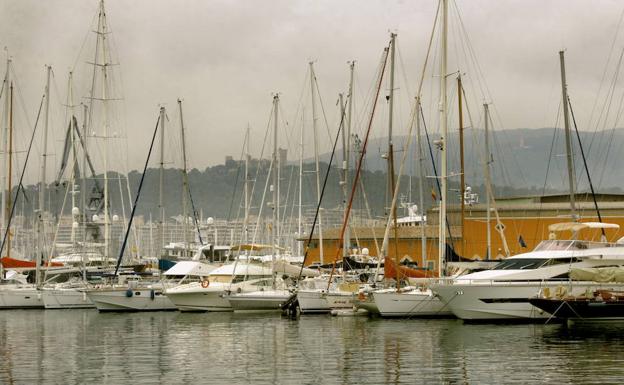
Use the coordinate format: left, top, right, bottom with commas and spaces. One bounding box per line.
201, 280, 209, 288
125, 289, 133, 298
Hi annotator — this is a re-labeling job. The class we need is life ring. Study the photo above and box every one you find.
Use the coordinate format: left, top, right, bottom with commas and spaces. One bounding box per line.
201, 280, 210, 288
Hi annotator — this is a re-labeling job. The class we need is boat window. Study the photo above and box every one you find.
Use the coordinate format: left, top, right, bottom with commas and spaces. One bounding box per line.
493, 258, 549, 270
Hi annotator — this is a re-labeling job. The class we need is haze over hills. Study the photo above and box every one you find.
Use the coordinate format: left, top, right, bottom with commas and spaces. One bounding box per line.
15, 128, 624, 221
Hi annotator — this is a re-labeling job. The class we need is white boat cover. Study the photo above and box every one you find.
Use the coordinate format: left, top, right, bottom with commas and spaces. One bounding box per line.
209, 262, 273, 276
570, 267, 624, 283
273, 260, 320, 277
164, 261, 216, 277
548, 222, 620, 233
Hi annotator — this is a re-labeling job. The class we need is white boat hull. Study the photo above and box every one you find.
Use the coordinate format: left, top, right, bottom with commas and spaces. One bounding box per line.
165, 283, 233, 312
325, 291, 355, 310
227, 290, 291, 311
0, 286, 44, 309
432, 282, 562, 320
374, 289, 452, 317
42, 288, 94, 309
87, 288, 176, 312
297, 290, 330, 314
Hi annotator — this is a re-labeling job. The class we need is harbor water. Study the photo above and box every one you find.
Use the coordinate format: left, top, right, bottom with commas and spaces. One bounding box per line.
1, 310, 623, 384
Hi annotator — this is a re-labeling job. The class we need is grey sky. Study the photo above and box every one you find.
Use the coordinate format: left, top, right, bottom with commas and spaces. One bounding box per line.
1, 0, 624, 179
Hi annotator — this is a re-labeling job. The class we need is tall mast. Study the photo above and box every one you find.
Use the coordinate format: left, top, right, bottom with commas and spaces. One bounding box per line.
92, 0, 112, 263
339, 92, 347, 259
37, 65, 52, 287
245, 124, 251, 245
345, 61, 354, 254
458, 75, 465, 256
178, 100, 189, 253
81, 103, 88, 244
6, 82, 13, 259
67, 72, 77, 246
1, 58, 9, 243
298, 113, 303, 257
559, 50, 577, 219
387, 33, 401, 283
272, 95, 279, 266
438, 0, 448, 277
309, 62, 324, 264
416, 97, 427, 267
159, 106, 165, 255
484, 103, 492, 259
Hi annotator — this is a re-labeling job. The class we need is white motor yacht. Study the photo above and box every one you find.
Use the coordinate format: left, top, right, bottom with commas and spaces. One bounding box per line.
86, 261, 215, 312
431, 222, 624, 321
165, 262, 274, 312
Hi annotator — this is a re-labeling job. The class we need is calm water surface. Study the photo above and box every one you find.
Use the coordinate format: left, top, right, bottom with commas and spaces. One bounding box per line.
0, 310, 623, 384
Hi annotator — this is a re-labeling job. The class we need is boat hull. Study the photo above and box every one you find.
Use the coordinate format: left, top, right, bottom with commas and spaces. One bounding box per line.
87, 288, 177, 312
297, 290, 330, 314
431, 282, 571, 321
0, 287, 44, 309
374, 290, 452, 317
227, 290, 291, 311
42, 288, 94, 309
165, 285, 233, 312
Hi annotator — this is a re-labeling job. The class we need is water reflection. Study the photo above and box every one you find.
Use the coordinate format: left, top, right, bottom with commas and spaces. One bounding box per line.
1, 311, 623, 384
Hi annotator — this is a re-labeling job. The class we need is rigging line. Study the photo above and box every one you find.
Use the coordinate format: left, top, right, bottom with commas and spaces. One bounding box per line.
420, 106, 455, 249
114, 113, 160, 276
587, 7, 624, 130
326, 44, 390, 287
313, 68, 337, 144
231, 101, 278, 283
594, 53, 624, 191
416, 0, 440, 98
568, 96, 605, 237
187, 178, 204, 246
296, 93, 349, 281
0, 95, 44, 257
533, 105, 561, 243
587, 48, 624, 155
225, 133, 246, 222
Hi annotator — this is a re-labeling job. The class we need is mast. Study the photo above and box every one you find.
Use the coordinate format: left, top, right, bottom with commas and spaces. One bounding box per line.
245, 124, 251, 245
484, 103, 492, 259
81, 103, 88, 245
66, 72, 78, 246
438, 0, 449, 277
458, 75, 465, 256
272, 94, 279, 269
387, 33, 401, 283
309, 62, 324, 264
345, 61, 354, 254
178, 100, 189, 253
6, 82, 13, 259
559, 50, 577, 220
339, 93, 348, 259
159, 106, 165, 256
37, 65, 52, 287
416, 97, 427, 267
1, 58, 9, 257
298, 113, 303, 257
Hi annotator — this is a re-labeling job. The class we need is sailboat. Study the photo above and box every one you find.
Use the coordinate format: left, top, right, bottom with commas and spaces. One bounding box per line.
0, 63, 50, 309
224, 95, 295, 311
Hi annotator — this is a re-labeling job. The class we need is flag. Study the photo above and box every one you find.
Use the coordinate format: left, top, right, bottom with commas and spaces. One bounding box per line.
431, 188, 437, 201
518, 235, 527, 248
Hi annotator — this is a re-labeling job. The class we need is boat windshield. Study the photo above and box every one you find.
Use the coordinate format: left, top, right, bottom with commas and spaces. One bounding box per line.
533, 240, 612, 251
493, 258, 550, 270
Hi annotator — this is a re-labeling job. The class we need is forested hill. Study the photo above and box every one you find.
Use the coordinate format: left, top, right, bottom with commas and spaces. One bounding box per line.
18, 128, 624, 220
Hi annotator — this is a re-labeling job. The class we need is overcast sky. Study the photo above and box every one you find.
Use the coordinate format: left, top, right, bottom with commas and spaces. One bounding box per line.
1, 0, 624, 178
